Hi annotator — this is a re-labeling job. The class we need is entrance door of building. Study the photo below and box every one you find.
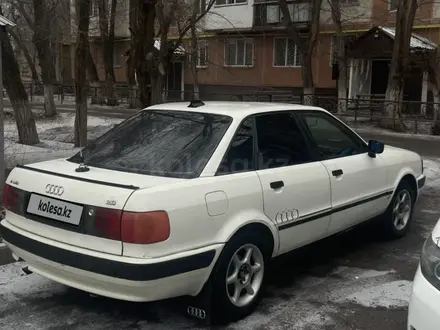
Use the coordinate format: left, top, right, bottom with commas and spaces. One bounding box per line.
371, 60, 389, 96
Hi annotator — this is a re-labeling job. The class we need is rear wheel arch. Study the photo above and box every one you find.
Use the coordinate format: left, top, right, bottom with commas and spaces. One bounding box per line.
225, 222, 276, 258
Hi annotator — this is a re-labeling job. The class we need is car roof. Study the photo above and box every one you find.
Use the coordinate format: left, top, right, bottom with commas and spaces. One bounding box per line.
145, 101, 327, 119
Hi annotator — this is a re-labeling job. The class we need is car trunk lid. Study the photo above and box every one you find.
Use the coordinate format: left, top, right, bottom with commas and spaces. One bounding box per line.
4, 159, 184, 256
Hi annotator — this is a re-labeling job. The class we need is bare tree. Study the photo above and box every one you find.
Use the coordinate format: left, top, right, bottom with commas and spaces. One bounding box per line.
97, 0, 118, 106
382, 0, 418, 130
86, 46, 103, 105
0, 5, 39, 145
328, 0, 347, 112
189, 0, 200, 100
74, 0, 90, 147
425, 52, 440, 135
33, 0, 57, 117
153, 0, 214, 104
126, 0, 139, 108
279, 0, 323, 104
130, 0, 156, 108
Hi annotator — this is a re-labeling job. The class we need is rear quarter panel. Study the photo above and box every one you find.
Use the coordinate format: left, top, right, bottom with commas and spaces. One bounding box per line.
122, 172, 279, 259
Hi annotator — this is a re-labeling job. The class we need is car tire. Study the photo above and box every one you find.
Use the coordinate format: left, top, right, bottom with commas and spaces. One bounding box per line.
210, 228, 271, 324
380, 180, 415, 240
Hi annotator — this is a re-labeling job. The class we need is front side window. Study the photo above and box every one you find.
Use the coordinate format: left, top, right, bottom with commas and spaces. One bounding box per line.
299, 112, 368, 159
68, 110, 232, 179
255, 112, 313, 169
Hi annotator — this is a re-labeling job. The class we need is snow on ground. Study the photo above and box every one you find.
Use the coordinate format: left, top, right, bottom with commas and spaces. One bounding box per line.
4, 113, 123, 168
422, 158, 440, 197
0, 262, 412, 330
355, 126, 440, 141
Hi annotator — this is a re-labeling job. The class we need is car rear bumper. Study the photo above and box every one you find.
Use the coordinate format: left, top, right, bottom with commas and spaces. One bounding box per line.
408, 266, 440, 330
0, 219, 223, 302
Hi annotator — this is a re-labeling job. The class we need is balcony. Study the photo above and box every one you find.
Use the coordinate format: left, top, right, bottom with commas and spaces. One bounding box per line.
253, 0, 311, 28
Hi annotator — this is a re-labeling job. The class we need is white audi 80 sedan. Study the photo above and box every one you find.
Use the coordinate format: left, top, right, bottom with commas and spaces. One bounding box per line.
408, 218, 440, 330
1, 101, 426, 323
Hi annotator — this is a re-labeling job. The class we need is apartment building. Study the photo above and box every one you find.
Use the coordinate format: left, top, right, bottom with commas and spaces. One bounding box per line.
191, 0, 440, 100
64, 0, 440, 101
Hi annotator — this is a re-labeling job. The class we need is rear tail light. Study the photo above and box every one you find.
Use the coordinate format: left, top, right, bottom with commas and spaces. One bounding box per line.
90, 207, 170, 244
3, 184, 25, 215
94, 208, 122, 241
121, 211, 170, 244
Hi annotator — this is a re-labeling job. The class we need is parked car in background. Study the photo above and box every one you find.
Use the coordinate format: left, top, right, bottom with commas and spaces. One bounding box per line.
408, 218, 440, 330
0, 101, 425, 323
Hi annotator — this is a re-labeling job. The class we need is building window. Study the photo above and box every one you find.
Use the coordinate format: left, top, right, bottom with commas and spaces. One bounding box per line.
389, 0, 399, 11
215, 0, 246, 6
196, 41, 208, 68
225, 39, 254, 67
273, 38, 301, 67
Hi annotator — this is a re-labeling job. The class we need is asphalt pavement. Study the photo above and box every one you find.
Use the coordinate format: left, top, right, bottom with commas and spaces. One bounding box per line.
0, 101, 439, 329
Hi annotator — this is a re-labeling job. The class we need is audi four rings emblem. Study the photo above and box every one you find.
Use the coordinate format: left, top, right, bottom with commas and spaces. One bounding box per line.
187, 306, 206, 319
45, 184, 64, 196
275, 209, 299, 224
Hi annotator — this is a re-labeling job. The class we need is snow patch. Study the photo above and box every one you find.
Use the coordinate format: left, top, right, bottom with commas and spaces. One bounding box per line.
422, 158, 440, 197
338, 280, 412, 309
354, 269, 397, 279
3, 113, 122, 167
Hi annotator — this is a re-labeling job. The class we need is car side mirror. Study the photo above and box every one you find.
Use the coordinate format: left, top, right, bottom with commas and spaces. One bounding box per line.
368, 140, 384, 157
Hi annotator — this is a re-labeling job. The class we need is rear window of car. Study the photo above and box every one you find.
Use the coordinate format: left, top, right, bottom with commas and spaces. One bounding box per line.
68, 110, 233, 179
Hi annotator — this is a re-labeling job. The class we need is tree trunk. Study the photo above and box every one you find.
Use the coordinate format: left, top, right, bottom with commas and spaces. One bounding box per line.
131, 0, 156, 108
279, 0, 322, 105
0, 10, 39, 145
330, 0, 347, 112
86, 46, 103, 105
126, 49, 140, 108
97, 0, 118, 106
301, 53, 315, 105
381, 0, 417, 130
432, 88, 440, 135
8, 29, 41, 86
427, 58, 440, 135
189, 0, 200, 100
151, 71, 166, 104
33, 0, 57, 117
74, 0, 90, 148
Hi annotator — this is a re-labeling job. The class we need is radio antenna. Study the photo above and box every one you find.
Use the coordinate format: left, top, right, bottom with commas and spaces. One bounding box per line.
75, 140, 90, 173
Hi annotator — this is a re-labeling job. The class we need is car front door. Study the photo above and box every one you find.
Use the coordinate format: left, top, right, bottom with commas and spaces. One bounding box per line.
296, 110, 390, 235
254, 112, 332, 255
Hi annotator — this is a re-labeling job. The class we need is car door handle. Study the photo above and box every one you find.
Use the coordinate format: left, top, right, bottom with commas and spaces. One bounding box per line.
270, 181, 284, 189
332, 169, 343, 177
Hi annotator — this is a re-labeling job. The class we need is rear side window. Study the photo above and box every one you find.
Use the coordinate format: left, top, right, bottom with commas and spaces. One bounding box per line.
68, 110, 232, 178
217, 118, 255, 175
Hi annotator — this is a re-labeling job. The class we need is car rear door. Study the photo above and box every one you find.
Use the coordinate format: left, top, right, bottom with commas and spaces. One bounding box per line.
296, 110, 389, 235
253, 112, 332, 255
